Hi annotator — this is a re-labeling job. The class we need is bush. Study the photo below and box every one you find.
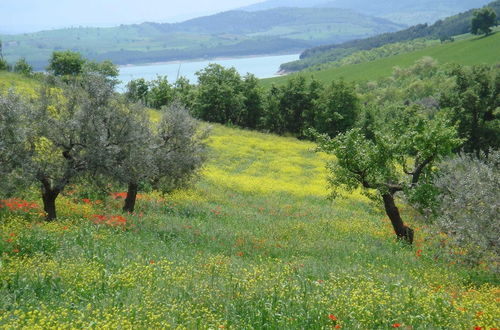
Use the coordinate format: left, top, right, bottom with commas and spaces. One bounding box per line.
13, 58, 33, 75
0, 58, 10, 71
433, 151, 500, 272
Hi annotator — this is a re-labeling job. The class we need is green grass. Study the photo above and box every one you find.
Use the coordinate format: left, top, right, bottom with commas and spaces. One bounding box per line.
0, 71, 39, 96
0, 120, 499, 328
262, 31, 500, 88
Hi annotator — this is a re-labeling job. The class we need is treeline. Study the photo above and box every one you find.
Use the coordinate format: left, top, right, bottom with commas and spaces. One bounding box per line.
130, 59, 499, 155
126, 64, 358, 138
280, 0, 500, 72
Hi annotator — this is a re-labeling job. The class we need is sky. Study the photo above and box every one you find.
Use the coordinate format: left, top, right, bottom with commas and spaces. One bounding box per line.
0, 0, 265, 34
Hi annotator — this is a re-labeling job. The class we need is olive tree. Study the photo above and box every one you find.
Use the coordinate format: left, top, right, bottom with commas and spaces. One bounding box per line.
111, 102, 210, 214
0, 73, 126, 220
432, 151, 500, 271
0, 92, 29, 184
30, 75, 125, 220
151, 103, 210, 194
103, 103, 156, 214
314, 106, 461, 244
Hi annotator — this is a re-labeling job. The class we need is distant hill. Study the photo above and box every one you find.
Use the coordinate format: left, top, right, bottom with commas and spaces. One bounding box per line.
279, 0, 500, 72
262, 29, 500, 87
241, 0, 493, 25
1, 8, 402, 70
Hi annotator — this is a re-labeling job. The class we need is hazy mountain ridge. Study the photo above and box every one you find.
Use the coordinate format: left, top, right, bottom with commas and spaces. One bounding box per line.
241, 0, 493, 25
156, 8, 402, 34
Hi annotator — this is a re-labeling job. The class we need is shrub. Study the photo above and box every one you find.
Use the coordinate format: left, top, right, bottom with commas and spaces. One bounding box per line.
433, 151, 500, 272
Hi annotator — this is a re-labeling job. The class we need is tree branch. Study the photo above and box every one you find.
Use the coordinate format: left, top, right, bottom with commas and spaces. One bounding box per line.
411, 154, 435, 185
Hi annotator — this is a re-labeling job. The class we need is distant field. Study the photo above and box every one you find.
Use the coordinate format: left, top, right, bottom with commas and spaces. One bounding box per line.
262, 31, 500, 87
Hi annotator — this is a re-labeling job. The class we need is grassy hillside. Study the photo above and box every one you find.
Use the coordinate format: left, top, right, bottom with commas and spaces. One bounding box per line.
281, 0, 500, 72
1, 8, 402, 70
0, 71, 39, 96
0, 101, 499, 329
263, 31, 500, 87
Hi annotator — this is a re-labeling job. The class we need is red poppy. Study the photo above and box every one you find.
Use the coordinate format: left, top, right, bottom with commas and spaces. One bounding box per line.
149, 260, 155, 264
416, 249, 422, 257
237, 251, 244, 257
335, 325, 342, 329
111, 192, 127, 199
9, 233, 15, 237
82, 198, 92, 204
392, 323, 402, 328
473, 327, 482, 330
328, 314, 337, 321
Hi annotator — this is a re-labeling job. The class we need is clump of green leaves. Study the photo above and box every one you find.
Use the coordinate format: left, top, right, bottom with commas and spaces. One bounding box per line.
47, 50, 86, 76
471, 7, 498, 36
13, 58, 33, 76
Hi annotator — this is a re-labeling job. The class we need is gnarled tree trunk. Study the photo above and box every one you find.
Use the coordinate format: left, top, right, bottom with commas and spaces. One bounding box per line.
382, 193, 414, 244
123, 182, 138, 213
41, 185, 60, 221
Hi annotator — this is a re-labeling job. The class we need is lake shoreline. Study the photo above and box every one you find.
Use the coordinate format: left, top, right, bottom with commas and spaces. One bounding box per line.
118, 52, 302, 68
117, 53, 300, 90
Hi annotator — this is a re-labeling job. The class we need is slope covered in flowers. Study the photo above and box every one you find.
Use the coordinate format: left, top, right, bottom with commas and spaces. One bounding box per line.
0, 123, 499, 329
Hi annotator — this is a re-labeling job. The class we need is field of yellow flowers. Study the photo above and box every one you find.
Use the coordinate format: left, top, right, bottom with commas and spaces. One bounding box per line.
0, 123, 499, 329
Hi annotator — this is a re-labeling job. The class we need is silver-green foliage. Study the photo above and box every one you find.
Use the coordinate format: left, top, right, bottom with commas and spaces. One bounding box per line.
0, 73, 138, 218
153, 102, 210, 193
0, 92, 28, 187
433, 151, 500, 271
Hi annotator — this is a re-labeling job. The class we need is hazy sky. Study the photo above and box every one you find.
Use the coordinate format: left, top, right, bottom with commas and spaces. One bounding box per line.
0, 0, 265, 33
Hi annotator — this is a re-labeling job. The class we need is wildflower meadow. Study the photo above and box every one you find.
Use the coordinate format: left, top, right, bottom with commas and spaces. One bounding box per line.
0, 123, 498, 328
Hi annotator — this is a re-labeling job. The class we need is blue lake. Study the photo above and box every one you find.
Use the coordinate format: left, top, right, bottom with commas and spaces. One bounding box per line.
117, 53, 299, 89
